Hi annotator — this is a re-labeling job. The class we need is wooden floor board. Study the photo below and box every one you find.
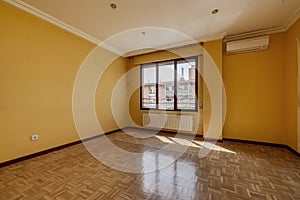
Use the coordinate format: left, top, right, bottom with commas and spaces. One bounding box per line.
1, 129, 300, 200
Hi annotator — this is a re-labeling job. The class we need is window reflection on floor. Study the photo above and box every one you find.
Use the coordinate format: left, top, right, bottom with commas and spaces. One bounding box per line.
142, 152, 197, 199
139, 133, 235, 198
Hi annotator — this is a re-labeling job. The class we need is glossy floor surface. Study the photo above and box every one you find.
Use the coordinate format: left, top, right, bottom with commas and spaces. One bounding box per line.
1, 129, 300, 200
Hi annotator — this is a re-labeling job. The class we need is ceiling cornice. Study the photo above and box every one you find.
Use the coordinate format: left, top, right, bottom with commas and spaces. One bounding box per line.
224, 26, 286, 41
123, 32, 227, 57
195, 32, 227, 43
225, 5, 300, 41
3, 0, 101, 45
284, 4, 300, 30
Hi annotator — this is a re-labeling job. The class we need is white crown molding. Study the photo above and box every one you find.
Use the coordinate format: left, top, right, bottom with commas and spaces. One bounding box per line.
225, 4, 300, 42
100, 42, 126, 56
123, 41, 200, 57
123, 32, 227, 57
123, 39, 200, 57
4, 0, 129, 56
224, 26, 286, 42
195, 32, 227, 43
3, 0, 101, 44
284, 5, 300, 30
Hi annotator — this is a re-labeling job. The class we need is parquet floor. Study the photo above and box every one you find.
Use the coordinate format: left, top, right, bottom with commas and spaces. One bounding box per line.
1, 129, 300, 200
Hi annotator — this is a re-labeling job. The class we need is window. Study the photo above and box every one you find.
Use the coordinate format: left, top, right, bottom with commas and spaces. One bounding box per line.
141, 56, 198, 111
158, 61, 175, 110
141, 63, 156, 109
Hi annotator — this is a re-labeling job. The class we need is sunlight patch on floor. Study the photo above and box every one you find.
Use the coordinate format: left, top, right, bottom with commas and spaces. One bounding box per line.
194, 141, 236, 154
154, 135, 236, 154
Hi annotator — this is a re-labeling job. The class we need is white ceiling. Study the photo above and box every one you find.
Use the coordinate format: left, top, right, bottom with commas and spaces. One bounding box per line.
5, 0, 300, 56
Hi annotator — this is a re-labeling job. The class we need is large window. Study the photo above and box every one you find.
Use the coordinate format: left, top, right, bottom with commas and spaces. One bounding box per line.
141, 56, 198, 111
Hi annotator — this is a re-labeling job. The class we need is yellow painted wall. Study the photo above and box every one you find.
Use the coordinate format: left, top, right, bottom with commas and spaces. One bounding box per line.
285, 19, 300, 151
127, 57, 143, 126
223, 33, 286, 144
96, 57, 127, 132
203, 40, 223, 139
0, 2, 125, 162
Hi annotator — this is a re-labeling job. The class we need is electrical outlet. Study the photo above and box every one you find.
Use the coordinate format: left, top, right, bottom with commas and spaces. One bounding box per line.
31, 134, 39, 141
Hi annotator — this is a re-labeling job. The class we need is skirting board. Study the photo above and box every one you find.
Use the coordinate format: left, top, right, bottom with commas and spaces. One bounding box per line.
1, 128, 299, 168
223, 138, 300, 157
0, 128, 122, 168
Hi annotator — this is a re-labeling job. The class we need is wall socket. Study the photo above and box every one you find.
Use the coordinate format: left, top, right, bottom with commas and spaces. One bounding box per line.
31, 134, 39, 141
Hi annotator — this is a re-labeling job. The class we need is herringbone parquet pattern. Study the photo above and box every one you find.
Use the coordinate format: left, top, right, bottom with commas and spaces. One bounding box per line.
1, 129, 300, 200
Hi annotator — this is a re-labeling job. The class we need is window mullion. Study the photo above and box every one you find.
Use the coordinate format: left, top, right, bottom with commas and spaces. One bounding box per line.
174, 60, 177, 111
156, 63, 159, 110
140, 65, 143, 110
195, 57, 199, 111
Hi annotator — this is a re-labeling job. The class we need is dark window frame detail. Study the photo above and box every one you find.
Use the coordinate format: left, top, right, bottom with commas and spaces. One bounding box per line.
140, 56, 199, 112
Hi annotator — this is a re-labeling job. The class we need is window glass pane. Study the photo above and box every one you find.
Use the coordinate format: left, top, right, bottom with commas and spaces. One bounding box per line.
142, 64, 156, 109
177, 58, 197, 110
158, 61, 175, 110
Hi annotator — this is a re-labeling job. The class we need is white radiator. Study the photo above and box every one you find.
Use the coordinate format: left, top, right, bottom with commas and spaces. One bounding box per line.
142, 114, 193, 131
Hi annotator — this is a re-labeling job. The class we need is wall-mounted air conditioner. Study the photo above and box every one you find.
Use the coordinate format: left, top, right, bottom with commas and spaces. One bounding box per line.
226, 36, 269, 54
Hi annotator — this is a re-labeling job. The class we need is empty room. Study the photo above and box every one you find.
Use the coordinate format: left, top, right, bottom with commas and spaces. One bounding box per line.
1, 0, 300, 199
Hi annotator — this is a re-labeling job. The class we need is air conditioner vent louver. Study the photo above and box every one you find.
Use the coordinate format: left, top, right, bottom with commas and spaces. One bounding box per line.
226, 36, 269, 54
